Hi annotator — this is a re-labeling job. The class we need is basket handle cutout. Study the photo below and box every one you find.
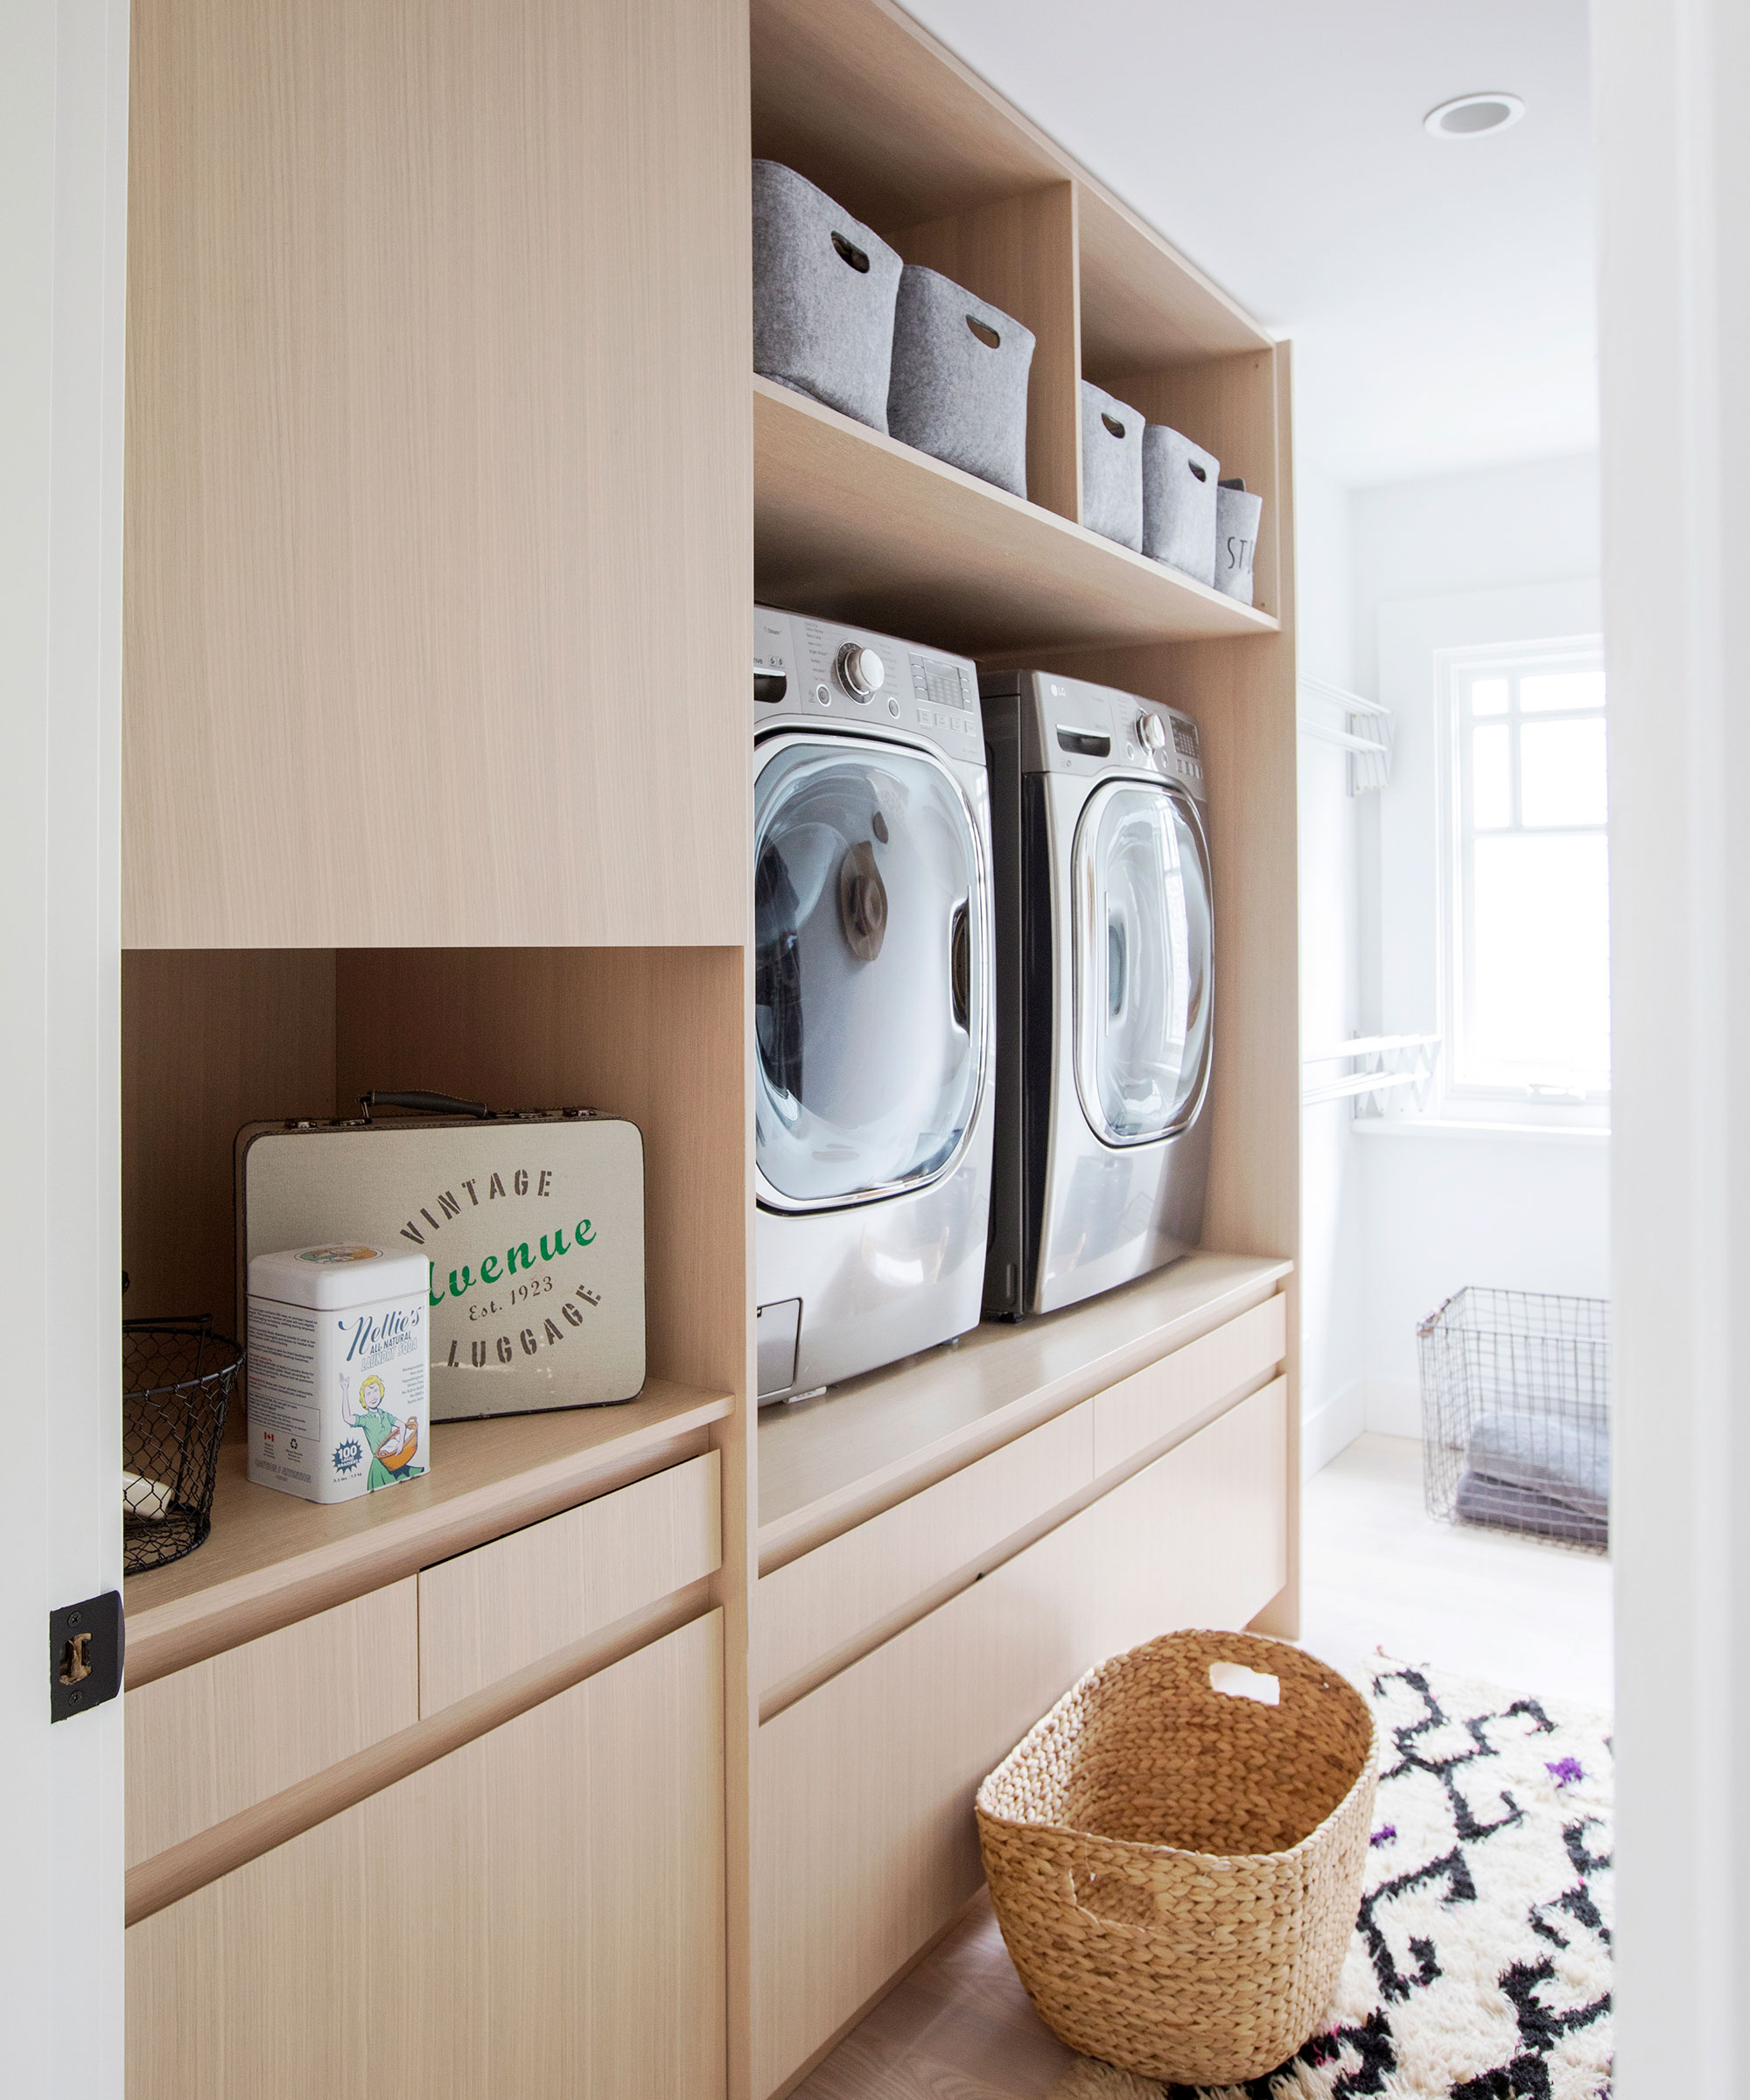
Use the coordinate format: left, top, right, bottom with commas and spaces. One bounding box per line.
1208, 1660, 1280, 1705
1188, 460, 1208, 482
966, 315, 1001, 349
830, 231, 871, 273
1101, 411, 1127, 439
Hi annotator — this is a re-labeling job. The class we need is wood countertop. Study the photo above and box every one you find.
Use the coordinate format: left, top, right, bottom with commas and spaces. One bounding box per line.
757, 1251, 1291, 1566
125, 1380, 732, 1684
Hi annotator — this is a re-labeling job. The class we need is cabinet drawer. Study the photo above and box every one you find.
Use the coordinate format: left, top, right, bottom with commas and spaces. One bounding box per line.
755, 1402, 1093, 1702
753, 1380, 1287, 2095
125, 1579, 419, 1869
128, 1612, 726, 2100
419, 1450, 720, 1712
1092, 1292, 1285, 1476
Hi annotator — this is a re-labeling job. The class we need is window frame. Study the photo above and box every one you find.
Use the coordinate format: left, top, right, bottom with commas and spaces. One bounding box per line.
1433, 634, 1611, 1129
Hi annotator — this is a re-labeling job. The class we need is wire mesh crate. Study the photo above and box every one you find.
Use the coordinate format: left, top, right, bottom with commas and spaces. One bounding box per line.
1418, 1287, 1611, 1551
123, 1317, 245, 1576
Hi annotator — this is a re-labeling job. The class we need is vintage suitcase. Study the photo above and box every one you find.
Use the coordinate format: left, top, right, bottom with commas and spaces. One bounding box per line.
237, 1093, 645, 1420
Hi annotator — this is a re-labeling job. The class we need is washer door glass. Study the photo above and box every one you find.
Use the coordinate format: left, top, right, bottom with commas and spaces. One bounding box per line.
1073, 780, 1213, 1145
755, 738, 985, 1207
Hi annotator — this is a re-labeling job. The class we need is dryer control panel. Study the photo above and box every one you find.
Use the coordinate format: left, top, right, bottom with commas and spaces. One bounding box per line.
753, 606, 985, 766
980, 668, 1206, 800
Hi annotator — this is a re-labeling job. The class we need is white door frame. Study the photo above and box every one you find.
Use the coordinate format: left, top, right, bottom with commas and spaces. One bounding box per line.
1595, 0, 1750, 2082
0, 3, 130, 2091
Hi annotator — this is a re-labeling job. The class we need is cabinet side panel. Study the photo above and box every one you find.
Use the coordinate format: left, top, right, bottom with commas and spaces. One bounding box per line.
124, 0, 752, 948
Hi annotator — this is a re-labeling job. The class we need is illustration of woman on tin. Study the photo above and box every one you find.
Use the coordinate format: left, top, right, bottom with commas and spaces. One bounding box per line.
341, 1373, 425, 1489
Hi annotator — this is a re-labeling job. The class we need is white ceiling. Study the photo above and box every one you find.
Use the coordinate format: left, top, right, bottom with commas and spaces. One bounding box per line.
901, 0, 1599, 488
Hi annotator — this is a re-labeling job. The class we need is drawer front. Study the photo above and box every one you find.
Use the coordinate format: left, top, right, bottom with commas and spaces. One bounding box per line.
1092, 1292, 1285, 1477
125, 1578, 419, 1869
128, 1612, 726, 2100
755, 1401, 1094, 1702
753, 1380, 1288, 2095
419, 1449, 720, 1713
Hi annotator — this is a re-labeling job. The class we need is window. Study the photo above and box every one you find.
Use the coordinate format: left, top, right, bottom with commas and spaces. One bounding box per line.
1440, 641, 1609, 1117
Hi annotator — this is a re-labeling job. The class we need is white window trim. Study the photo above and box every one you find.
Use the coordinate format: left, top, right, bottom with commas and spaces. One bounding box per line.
1372, 579, 1609, 1140
1431, 634, 1611, 1129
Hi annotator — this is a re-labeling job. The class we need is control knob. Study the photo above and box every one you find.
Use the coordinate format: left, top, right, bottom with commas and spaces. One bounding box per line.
836, 643, 886, 700
1137, 711, 1167, 753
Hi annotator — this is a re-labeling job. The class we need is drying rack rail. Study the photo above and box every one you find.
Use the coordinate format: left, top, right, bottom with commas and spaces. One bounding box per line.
1302, 1033, 1442, 1112
1298, 676, 1393, 792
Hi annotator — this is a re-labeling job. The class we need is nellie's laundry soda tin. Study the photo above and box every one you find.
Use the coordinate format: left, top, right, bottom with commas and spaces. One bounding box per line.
247, 1243, 430, 1503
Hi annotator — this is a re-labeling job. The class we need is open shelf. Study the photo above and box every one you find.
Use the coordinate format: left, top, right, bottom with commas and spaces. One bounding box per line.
749, 0, 1268, 369
757, 1252, 1291, 1566
125, 1379, 732, 1685
753, 377, 1278, 657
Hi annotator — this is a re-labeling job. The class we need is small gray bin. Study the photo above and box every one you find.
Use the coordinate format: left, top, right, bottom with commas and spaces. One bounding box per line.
887, 267, 1035, 498
1141, 424, 1220, 585
1215, 478, 1265, 604
752, 160, 902, 433
1080, 382, 1144, 550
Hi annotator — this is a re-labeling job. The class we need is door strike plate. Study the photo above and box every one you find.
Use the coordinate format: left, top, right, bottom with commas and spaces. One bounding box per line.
50, 1591, 125, 1722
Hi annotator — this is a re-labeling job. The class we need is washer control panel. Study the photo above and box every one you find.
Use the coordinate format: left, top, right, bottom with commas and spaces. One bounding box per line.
979, 669, 1205, 798
753, 606, 984, 764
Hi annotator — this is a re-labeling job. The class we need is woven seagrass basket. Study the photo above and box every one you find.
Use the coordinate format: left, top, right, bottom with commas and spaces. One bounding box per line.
976, 1629, 1377, 2086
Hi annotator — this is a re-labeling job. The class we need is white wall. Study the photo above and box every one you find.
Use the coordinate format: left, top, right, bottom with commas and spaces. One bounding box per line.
1301, 450, 1612, 1446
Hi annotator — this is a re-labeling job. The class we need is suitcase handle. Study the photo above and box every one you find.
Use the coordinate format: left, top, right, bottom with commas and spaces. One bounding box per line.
358, 1089, 489, 1123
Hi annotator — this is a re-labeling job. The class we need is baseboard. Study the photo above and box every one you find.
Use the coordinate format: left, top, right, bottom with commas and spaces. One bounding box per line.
1362, 1377, 1424, 1440
1302, 1380, 1366, 1476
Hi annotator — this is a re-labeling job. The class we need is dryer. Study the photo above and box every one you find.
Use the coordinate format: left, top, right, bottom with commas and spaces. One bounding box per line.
753, 606, 995, 1403
980, 668, 1214, 1320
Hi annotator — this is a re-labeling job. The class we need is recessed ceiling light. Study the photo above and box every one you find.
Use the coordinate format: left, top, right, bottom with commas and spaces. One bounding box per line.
1424, 92, 1525, 139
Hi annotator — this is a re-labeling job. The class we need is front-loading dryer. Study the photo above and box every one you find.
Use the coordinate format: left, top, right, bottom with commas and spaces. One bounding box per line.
753, 606, 995, 1403
980, 668, 1214, 1320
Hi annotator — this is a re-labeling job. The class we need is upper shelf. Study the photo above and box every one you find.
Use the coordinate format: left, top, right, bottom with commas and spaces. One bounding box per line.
753, 378, 1278, 658
749, 0, 1270, 371
757, 1251, 1292, 1565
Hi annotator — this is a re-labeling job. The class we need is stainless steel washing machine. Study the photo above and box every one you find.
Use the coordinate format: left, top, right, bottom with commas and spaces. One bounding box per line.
753, 606, 995, 1403
979, 668, 1214, 1320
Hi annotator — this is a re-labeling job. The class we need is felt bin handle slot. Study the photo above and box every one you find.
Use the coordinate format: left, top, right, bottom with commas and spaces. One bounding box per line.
966, 315, 1001, 348
830, 230, 872, 273
1101, 411, 1127, 439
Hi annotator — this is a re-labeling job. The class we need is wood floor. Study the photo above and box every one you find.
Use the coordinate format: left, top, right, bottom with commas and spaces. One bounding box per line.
788, 1430, 1615, 2100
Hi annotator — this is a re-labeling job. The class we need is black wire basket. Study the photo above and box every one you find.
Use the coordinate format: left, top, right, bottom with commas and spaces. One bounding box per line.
123, 1317, 246, 1576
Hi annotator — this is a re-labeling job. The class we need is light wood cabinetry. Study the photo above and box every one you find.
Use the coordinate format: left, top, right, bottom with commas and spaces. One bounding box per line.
123, 0, 752, 950
127, 1612, 726, 2100
120, 2, 1301, 2094
126, 1580, 419, 1868
755, 1406, 1092, 1708
420, 1452, 721, 1712
752, 1382, 1289, 2096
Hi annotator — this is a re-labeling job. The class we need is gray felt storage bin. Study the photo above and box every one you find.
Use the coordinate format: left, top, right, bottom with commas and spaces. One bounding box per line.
887, 267, 1035, 497
1080, 382, 1144, 550
1141, 424, 1220, 584
1215, 478, 1265, 604
752, 160, 902, 433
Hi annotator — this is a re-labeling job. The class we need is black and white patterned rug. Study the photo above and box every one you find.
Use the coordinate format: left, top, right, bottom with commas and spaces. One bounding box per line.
1047, 1656, 1613, 2100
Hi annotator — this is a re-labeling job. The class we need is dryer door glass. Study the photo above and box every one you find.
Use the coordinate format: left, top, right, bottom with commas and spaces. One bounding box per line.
1073, 780, 1212, 1145
755, 738, 986, 1208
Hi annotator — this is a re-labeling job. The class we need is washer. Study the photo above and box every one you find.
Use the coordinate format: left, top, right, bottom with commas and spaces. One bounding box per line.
753, 606, 996, 1403
979, 668, 1214, 1320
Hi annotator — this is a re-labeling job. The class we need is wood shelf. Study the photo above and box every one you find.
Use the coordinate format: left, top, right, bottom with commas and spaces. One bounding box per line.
125, 1380, 732, 1686
753, 377, 1278, 658
757, 1252, 1290, 1567
749, 0, 1269, 369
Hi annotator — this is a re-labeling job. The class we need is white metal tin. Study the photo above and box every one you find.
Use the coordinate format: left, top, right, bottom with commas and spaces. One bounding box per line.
247, 1242, 430, 1503
238, 1110, 646, 1420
